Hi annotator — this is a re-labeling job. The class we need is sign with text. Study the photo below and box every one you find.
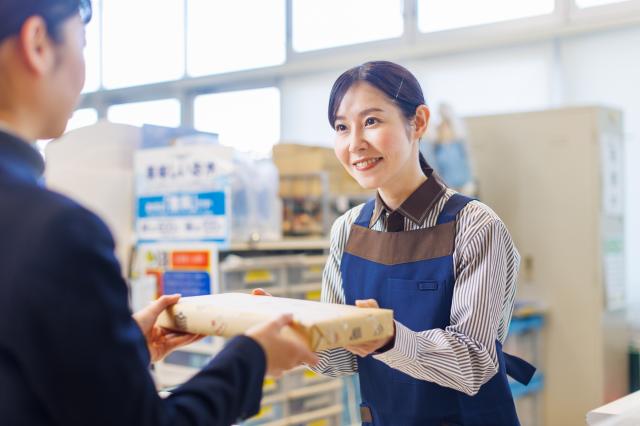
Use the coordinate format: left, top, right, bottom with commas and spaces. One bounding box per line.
135, 145, 234, 244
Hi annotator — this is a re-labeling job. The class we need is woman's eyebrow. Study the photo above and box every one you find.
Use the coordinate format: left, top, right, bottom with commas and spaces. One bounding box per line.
358, 107, 385, 117
335, 107, 385, 121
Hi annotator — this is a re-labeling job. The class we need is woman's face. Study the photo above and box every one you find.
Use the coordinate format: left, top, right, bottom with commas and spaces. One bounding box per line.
333, 81, 418, 191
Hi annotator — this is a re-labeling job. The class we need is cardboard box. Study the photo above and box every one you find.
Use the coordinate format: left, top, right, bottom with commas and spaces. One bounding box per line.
273, 143, 370, 196
157, 293, 394, 351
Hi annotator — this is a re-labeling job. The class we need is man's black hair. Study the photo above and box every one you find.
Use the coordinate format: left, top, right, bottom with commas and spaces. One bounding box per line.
0, 0, 92, 44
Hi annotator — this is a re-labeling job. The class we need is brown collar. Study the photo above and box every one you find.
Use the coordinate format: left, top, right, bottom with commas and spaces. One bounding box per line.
370, 166, 447, 228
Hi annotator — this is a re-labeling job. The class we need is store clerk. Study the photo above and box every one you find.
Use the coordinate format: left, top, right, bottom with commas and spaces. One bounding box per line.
310, 61, 535, 425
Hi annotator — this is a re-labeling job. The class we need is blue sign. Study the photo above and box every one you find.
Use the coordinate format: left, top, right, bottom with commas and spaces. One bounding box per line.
136, 191, 229, 242
137, 192, 226, 218
163, 271, 211, 296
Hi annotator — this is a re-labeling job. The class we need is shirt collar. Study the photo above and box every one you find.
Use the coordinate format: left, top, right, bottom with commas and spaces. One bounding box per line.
0, 128, 45, 184
370, 164, 447, 228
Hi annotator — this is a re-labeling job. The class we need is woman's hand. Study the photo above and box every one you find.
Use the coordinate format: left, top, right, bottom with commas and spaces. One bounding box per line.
345, 299, 395, 357
253, 289, 394, 357
132, 294, 204, 363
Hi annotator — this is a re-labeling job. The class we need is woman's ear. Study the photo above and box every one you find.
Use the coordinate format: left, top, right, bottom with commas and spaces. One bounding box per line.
412, 105, 430, 141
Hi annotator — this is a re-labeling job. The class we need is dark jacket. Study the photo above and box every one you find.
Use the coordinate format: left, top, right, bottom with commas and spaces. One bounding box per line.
0, 129, 265, 426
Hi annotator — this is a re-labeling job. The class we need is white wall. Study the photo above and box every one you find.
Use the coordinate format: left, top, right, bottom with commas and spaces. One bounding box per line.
280, 71, 338, 146
408, 42, 555, 116
279, 25, 640, 312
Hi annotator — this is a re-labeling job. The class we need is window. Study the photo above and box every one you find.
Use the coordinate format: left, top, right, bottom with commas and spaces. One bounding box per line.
187, 0, 285, 76
194, 88, 280, 156
66, 108, 99, 132
102, 0, 184, 89
418, 0, 555, 33
575, 0, 632, 6
82, 0, 101, 93
108, 99, 181, 127
292, 0, 403, 52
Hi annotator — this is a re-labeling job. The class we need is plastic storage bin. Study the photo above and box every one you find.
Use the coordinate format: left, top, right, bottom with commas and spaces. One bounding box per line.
287, 255, 326, 285
219, 256, 286, 292
289, 392, 337, 416
242, 401, 285, 425
285, 367, 332, 389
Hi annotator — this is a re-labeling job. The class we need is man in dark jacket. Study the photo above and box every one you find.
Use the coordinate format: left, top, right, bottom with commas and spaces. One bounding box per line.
0, 1, 318, 425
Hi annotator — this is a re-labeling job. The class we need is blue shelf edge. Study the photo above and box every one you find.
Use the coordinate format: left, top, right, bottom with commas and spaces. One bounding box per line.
510, 373, 544, 399
508, 315, 544, 336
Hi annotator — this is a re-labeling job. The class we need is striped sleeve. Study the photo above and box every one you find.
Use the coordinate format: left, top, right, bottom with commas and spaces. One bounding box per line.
373, 204, 520, 396
308, 207, 362, 377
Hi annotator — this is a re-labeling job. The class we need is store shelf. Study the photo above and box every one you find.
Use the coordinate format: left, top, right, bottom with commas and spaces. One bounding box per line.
504, 306, 545, 426
296, 255, 329, 265
243, 381, 342, 426
262, 392, 288, 405
288, 282, 322, 293
287, 380, 342, 399
508, 314, 544, 336
259, 419, 288, 426
220, 254, 307, 270
152, 241, 340, 426
286, 404, 343, 425
228, 238, 329, 252
510, 373, 544, 399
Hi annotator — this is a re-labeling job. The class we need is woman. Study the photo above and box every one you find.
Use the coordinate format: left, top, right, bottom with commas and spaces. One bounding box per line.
313, 61, 534, 426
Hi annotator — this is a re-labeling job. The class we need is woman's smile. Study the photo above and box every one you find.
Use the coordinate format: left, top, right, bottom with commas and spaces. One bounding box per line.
353, 156, 383, 171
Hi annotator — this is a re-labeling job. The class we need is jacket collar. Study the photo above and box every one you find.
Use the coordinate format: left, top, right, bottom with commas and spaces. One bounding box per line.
0, 128, 45, 185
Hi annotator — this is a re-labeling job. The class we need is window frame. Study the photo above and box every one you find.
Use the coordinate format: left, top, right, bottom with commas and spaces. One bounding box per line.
77, 0, 640, 141
415, 0, 561, 37
568, 0, 640, 25
106, 99, 183, 128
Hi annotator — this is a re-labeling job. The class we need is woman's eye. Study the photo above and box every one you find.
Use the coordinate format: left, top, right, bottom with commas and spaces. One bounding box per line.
365, 117, 378, 126
335, 124, 347, 132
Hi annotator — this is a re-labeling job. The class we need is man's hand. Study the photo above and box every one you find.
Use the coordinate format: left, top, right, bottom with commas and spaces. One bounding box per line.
132, 294, 204, 363
245, 314, 319, 377
344, 299, 394, 357
253, 290, 394, 358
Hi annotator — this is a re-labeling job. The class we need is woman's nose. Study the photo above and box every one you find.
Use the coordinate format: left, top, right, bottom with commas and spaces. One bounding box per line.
348, 128, 367, 153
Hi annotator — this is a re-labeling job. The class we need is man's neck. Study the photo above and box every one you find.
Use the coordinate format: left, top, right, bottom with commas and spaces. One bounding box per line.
0, 115, 35, 143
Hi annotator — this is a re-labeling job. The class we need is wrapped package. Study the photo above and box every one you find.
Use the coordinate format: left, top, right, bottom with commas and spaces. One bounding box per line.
157, 293, 394, 351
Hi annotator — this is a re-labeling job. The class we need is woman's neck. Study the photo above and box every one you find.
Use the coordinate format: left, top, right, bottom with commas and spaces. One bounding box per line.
378, 164, 427, 211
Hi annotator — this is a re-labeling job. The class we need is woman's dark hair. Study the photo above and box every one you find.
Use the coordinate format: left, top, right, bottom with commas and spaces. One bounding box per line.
328, 60, 430, 170
0, 0, 92, 45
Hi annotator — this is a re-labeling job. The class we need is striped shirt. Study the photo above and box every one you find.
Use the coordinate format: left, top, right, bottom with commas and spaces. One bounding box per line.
311, 173, 520, 396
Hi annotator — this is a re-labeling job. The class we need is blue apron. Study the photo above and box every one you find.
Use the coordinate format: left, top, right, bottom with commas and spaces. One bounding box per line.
340, 194, 535, 426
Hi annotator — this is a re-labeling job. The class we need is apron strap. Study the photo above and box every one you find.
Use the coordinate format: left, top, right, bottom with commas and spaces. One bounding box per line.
436, 193, 475, 225
504, 352, 536, 385
354, 199, 376, 227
